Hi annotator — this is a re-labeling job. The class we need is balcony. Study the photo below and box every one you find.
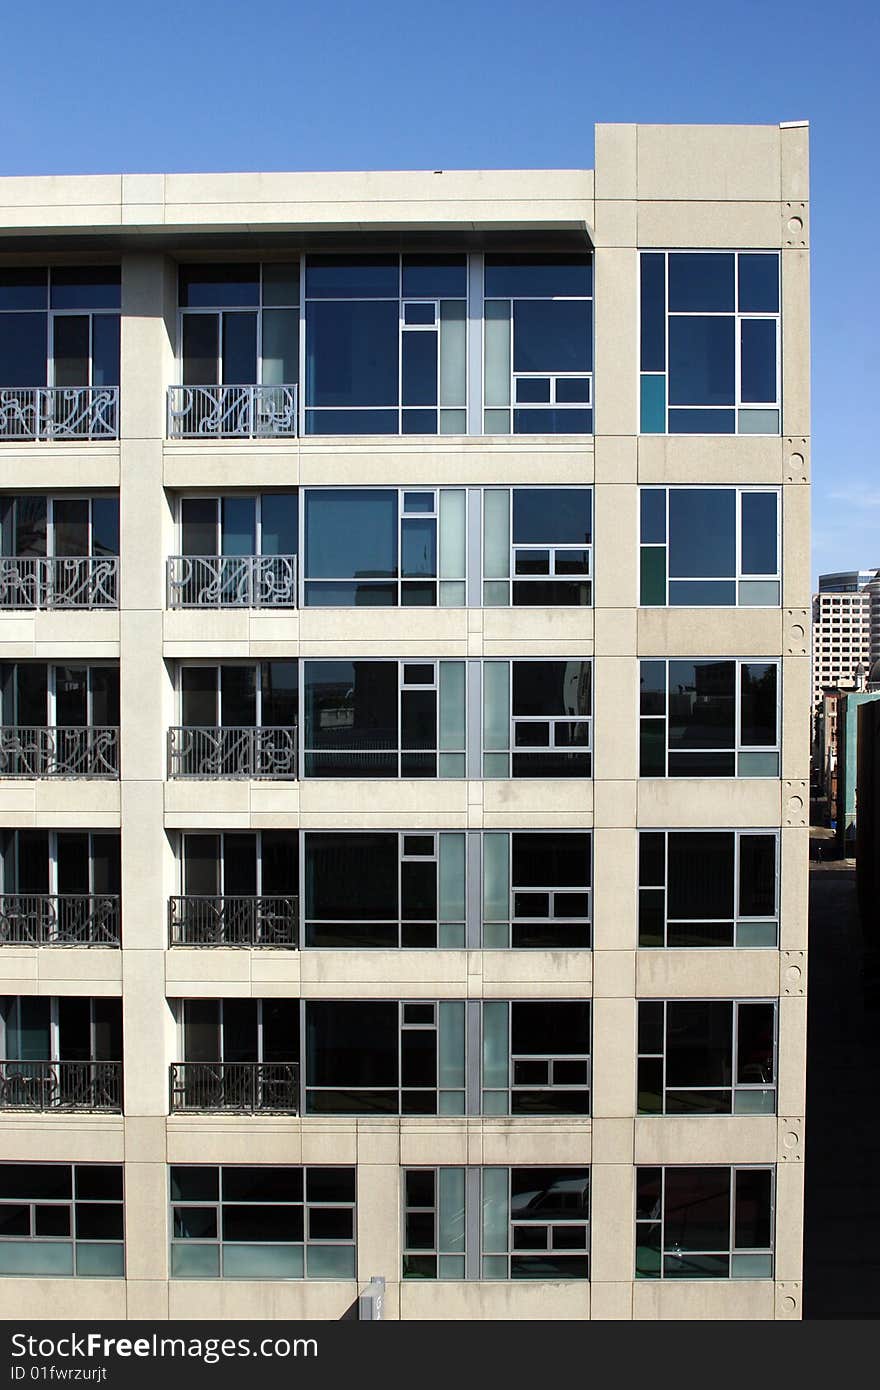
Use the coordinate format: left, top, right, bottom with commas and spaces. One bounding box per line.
0, 894, 120, 947
167, 726, 296, 780
0, 1060, 122, 1111
167, 385, 298, 439
0, 556, 118, 610
169, 1061, 299, 1113
0, 387, 119, 442
167, 554, 297, 609
169, 895, 297, 947
0, 727, 119, 779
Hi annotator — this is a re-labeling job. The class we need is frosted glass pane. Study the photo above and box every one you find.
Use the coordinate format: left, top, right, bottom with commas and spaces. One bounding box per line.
0, 1241, 73, 1276
76, 1243, 124, 1277
482, 1254, 508, 1278
731, 1253, 772, 1278
483, 490, 511, 578
481, 1167, 509, 1252
439, 1001, 465, 1088
735, 921, 777, 948
439, 833, 466, 922
482, 920, 509, 949
439, 1090, 465, 1114
484, 302, 511, 405
439, 752, 466, 778
439, 922, 465, 948
440, 409, 467, 434
224, 1243, 303, 1278
483, 580, 509, 606
738, 409, 779, 435
440, 301, 466, 406
483, 833, 510, 921
440, 580, 466, 607
439, 489, 466, 579
484, 408, 510, 434
483, 752, 509, 778
739, 580, 780, 606
482, 1090, 508, 1114
482, 1001, 509, 1089
171, 1244, 220, 1277
483, 662, 510, 749
734, 1088, 776, 1114
439, 661, 466, 750
439, 1255, 466, 1278
738, 752, 779, 778
261, 309, 298, 385
306, 1245, 356, 1279
439, 1167, 466, 1253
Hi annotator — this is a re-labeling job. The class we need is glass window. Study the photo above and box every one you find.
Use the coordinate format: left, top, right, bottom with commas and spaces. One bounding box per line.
0, 1163, 123, 1277
507, 660, 591, 778
638, 830, 778, 948
639, 659, 780, 778
170, 1165, 355, 1279
482, 1001, 590, 1116
640, 252, 780, 436
637, 1000, 777, 1115
484, 488, 592, 607
635, 1166, 774, 1280
482, 831, 591, 949
640, 488, 779, 607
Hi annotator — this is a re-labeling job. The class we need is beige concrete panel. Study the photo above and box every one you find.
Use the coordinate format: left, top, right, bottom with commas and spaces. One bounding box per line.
121, 612, 167, 781
32, 781, 121, 820
401, 1279, 589, 1320
123, 953, 173, 1115
399, 1123, 469, 1167
589, 1282, 634, 1318
593, 780, 637, 829
779, 827, 809, 951
592, 201, 637, 249
0, 173, 122, 207
782, 656, 811, 780
782, 608, 809, 659
299, 609, 468, 647
594, 249, 638, 436
636, 950, 780, 998
164, 443, 301, 489
594, 658, 638, 782
168, 1281, 356, 1320
594, 434, 637, 485
164, 780, 253, 821
780, 125, 810, 202
634, 1116, 777, 1164
637, 779, 782, 828
480, 1124, 591, 1166
636, 125, 781, 202
124, 1161, 169, 1281
163, 609, 253, 647
299, 780, 468, 822
592, 997, 636, 1118
595, 124, 638, 200
248, 785, 302, 816
592, 827, 637, 952
595, 483, 638, 612
774, 1158, 804, 1282
633, 1279, 775, 1319
591, 1117, 634, 1164
0, 445, 119, 492
592, 950, 635, 999
244, 952, 303, 989
0, 951, 38, 986
356, 1124, 400, 1166
638, 201, 783, 249
782, 781, 808, 829
0, 616, 35, 647
124, 1115, 168, 1164
0, 1279, 127, 1318
481, 951, 591, 989
166, 949, 252, 985
482, 608, 593, 647
33, 611, 120, 646
781, 249, 810, 438
356, 1162, 400, 1282
300, 951, 465, 988
122, 173, 165, 205
167, 1119, 305, 1166
589, 1163, 635, 1283
125, 1281, 170, 1319
594, 607, 636, 660
638, 435, 783, 484
121, 779, 170, 950
777, 995, 807, 1116
0, 1117, 124, 1161
637, 608, 783, 656
782, 485, 811, 609
35, 948, 123, 990
482, 780, 593, 821
777, 1116, 804, 1169
121, 253, 177, 443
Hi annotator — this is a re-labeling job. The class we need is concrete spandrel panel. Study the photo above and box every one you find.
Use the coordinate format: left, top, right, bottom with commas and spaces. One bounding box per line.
637, 125, 781, 202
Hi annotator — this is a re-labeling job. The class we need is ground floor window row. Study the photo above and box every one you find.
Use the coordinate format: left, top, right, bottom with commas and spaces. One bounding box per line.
0, 1162, 775, 1282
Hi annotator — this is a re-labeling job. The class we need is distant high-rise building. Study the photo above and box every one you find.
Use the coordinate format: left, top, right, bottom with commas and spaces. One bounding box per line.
812, 570, 880, 707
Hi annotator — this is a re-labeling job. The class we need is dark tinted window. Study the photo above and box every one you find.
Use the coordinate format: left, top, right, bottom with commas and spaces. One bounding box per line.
179, 265, 259, 307
668, 317, 735, 406
668, 491, 736, 578
50, 267, 121, 311
0, 267, 47, 310
668, 254, 734, 313
663, 1167, 731, 1251
739, 836, 776, 917
306, 256, 399, 299
484, 254, 592, 298
741, 493, 777, 575
512, 490, 591, 546
668, 833, 734, 919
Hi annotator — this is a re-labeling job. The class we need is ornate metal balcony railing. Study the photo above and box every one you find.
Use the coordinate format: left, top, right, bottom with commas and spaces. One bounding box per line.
0, 894, 120, 946
169, 1061, 299, 1113
0, 1060, 122, 1111
167, 385, 298, 438
0, 556, 119, 610
0, 387, 119, 442
169, 895, 297, 947
167, 554, 297, 608
0, 726, 119, 779
167, 725, 296, 780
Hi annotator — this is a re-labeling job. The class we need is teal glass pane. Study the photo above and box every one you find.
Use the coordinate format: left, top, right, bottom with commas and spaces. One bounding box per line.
483, 752, 509, 778
439, 752, 466, 778
640, 547, 666, 605
483, 662, 510, 749
737, 409, 779, 435
484, 302, 511, 406
439, 1255, 466, 1279
481, 1090, 508, 1115
439, 922, 465, 948
482, 1001, 509, 1089
75, 1243, 124, 1277
0, 1241, 73, 1276
484, 409, 510, 434
224, 1244, 303, 1278
735, 921, 778, 948
171, 1244, 220, 1278
640, 720, 666, 777
439, 1001, 466, 1088
738, 752, 779, 778
440, 301, 466, 407
261, 309, 298, 386
306, 1245, 356, 1279
640, 374, 666, 433
482, 921, 510, 949
483, 490, 511, 579
481, 1168, 509, 1253
731, 1252, 773, 1278
483, 833, 509, 921
438, 1167, 466, 1253
482, 1255, 508, 1279
439, 1090, 466, 1115
739, 580, 780, 606
439, 833, 466, 923
439, 489, 466, 580
734, 1088, 776, 1114
440, 409, 467, 435
439, 661, 466, 751
440, 580, 466, 606
483, 580, 509, 606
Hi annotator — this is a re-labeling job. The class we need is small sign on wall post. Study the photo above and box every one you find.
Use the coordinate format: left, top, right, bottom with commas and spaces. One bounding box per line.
358, 1275, 385, 1320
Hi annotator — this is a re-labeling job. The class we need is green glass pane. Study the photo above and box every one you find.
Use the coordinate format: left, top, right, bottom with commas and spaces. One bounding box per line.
482, 920, 510, 949
481, 1090, 508, 1115
306, 1245, 356, 1279
440, 580, 466, 606
0, 1241, 73, 1276
483, 489, 511, 579
482, 1255, 508, 1279
224, 1243, 303, 1278
640, 374, 666, 433
483, 580, 509, 606
484, 301, 511, 406
640, 721, 666, 776
737, 409, 779, 435
439, 489, 466, 579
439, 661, 466, 751
439, 1255, 466, 1279
731, 1252, 773, 1278
481, 1168, 509, 1253
439, 752, 466, 778
734, 1088, 776, 1114
439, 1090, 465, 1115
483, 752, 509, 778
440, 409, 467, 435
483, 833, 510, 921
440, 301, 466, 407
439, 1001, 466, 1088
171, 1244, 220, 1278
482, 1001, 509, 1089
438, 1167, 466, 1253
261, 309, 298, 386
439, 921, 466, 948
439, 833, 466, 922
483, 409, 511, 434
739, 580, 780, 606
483, 661, 510, 749
75, 1243, 124, 1277
738, 752, 779, 778
640, 547, 667, 605
735, 921, 778, 948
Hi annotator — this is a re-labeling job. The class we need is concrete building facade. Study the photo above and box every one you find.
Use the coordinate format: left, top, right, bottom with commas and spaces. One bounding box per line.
0, 122, 810, 1321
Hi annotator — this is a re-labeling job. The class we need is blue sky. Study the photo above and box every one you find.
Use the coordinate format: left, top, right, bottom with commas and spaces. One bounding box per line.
1, 0, 876, 583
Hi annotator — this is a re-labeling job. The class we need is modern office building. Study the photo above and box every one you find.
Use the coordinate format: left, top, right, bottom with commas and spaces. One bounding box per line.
0, 122, 810, 1321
